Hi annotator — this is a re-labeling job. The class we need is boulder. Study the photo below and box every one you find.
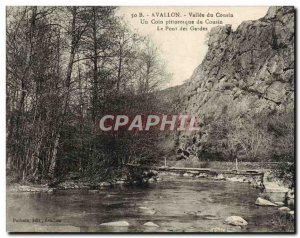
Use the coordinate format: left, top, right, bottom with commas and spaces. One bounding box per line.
100, 221, 130, 227
278, 207, 290, 212
224, 216, 248, 226
288, 210, 294, 218
255, 197, 278, 206
143, 222, 160, 227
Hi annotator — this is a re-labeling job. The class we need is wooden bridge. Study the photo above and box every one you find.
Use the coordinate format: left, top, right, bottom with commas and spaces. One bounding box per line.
126, 163, 264, 180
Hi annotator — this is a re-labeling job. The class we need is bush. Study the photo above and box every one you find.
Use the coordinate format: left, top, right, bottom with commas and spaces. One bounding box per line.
271, 213, 294, 232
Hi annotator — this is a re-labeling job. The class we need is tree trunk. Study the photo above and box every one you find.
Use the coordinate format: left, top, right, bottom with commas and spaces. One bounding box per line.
48, 133, 60, 178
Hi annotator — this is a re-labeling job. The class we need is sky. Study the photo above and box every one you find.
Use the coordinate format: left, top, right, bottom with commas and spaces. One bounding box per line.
117, 7, 269, 87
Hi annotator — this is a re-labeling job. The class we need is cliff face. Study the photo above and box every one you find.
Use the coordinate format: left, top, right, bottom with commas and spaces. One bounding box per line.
163, 7, 295, 161
182, 6, 294, 117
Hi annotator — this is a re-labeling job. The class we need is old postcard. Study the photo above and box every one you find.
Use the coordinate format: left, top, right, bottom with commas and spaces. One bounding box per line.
6, 6, 295, 233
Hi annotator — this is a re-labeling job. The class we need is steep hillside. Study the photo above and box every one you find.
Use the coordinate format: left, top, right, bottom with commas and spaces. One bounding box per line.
161, 6, 295, 163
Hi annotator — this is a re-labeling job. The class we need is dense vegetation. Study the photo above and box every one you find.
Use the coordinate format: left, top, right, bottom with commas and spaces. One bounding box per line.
6, 7, 170, 182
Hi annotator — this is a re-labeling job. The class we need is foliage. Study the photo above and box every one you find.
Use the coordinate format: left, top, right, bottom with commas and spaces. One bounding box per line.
199, 109, 294, 165
6, 6, 170, 182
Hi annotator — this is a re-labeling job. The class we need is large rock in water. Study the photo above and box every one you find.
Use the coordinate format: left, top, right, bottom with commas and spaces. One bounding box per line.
278, 207, 291, 212
255, 197, 278, 206
100, 221, 130, 227
143, 222, 160, 227
224, 216, 248, 226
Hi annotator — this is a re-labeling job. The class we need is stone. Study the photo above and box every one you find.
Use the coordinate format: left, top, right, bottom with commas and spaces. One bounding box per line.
100, 221, 130, 227
99, 182, 111, 187
183, 173, 191, 177
215, 174, 225, 180
288, 210, 294, 218
278, 207, 290, 212
255, 197, 278, 206
148, 178, 155, 183
224, 216, 248, 226
143, 222, 160, 227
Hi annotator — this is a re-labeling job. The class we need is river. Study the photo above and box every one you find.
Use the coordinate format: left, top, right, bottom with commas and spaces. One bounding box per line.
7, 174, 285, 232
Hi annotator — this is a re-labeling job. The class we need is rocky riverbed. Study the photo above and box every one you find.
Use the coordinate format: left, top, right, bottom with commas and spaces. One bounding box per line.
7, 172, 294, 232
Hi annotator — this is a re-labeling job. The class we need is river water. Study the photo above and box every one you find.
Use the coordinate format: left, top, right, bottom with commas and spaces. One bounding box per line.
7, 175, 285, 232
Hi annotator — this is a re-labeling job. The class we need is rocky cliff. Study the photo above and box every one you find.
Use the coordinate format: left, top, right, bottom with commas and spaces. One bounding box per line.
160, 7, 295, 162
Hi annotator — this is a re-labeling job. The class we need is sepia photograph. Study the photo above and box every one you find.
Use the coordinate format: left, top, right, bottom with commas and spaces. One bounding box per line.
5, 5, 295, 233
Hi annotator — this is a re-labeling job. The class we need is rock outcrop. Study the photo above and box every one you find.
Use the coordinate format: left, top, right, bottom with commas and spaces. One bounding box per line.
158, 7, 294, 163
181, 7, 294, 116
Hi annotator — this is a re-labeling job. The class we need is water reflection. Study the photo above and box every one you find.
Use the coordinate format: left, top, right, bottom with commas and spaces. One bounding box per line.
7, 175, 281, 232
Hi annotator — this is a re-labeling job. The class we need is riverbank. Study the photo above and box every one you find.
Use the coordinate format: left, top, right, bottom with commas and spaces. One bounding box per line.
7, 166, 294, 205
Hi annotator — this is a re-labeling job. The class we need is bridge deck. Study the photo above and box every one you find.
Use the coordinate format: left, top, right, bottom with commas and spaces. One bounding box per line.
126, 163, 264, 177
